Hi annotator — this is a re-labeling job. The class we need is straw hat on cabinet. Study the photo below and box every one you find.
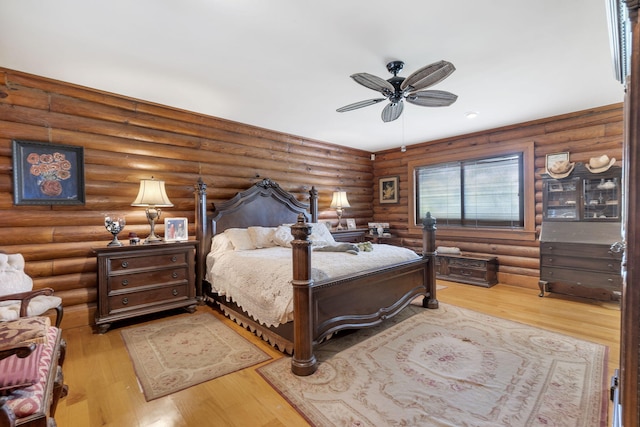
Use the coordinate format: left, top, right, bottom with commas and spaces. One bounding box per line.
547, 159, 575, 179
585, 155, 616, 173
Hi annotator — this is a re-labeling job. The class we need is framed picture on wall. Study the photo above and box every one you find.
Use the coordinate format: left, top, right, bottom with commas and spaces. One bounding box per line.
165, 217, 188, 242
379, 176, 399, 204
12, 139, 85, 205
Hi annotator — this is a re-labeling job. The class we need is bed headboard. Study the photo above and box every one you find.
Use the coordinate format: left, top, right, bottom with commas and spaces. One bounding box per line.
194, 178, 318, 297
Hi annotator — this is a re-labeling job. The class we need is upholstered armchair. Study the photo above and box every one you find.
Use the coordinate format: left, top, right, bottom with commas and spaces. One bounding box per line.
0, 254, 62, 327
0, 301, 67, 426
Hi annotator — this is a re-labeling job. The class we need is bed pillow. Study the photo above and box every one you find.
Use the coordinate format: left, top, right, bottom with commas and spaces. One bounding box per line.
272, 225, 293, 247
309, 223, 337, 246
272, 223, 337, 247
247, 226, 277, 249
224, 228, 256, 251
210, 233, 234, 255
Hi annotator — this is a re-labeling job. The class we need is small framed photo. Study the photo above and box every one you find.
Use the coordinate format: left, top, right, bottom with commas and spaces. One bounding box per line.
346, 218, 356, 230
12, 140, 85, 205
379, 176, 399, 204
165, 217, 188, 242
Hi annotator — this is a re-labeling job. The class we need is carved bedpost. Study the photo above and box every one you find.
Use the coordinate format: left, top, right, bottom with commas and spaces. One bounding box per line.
194, 178, 207, 302
309, 186, 318, 223
422, 212, 439, 309
290, 213, 317, 376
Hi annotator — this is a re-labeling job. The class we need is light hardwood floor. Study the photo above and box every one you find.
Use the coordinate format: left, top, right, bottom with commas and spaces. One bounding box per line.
54, 282, 621, 427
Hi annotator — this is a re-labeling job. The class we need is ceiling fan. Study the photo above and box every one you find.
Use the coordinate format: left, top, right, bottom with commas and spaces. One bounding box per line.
336, 60, 458, 122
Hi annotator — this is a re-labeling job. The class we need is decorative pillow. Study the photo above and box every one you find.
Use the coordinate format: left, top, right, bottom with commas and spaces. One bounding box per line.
309, 223, 337, 247
0, 254, 33, 307
224, 228, 256, 251
210, 234, 234, 255
0, 316, 50, 349
272, 225, 294, 247
0, 342, 43, 395
247, 226, 277, 249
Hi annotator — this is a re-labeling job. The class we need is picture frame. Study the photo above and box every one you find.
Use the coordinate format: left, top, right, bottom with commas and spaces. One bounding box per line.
12, 139, 85, 205
346, 218, 356, 230
164, 217, 188, 242
545, 152, 569, 174
379, 176, 399, 204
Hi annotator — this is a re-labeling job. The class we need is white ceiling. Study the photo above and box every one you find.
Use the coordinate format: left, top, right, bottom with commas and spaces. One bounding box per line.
0, 0, 625, 152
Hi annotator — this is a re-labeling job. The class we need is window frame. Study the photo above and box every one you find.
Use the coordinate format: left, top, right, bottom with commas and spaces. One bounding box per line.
407, 141, 536, 241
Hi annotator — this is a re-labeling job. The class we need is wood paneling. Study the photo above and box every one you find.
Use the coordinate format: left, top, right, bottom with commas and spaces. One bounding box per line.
372, 104, 624, 288
0, 68, 373, 329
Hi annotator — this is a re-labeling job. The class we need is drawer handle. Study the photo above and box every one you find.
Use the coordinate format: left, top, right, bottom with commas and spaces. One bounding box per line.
460, 270, 472, 276
172, 272, 178, 279
122, 297, 129, 305
171, 256, 178, 262
172, 289, 179, 296
121, 279, 129, 286
547, 258, 553, 262
121, 261, 129, 268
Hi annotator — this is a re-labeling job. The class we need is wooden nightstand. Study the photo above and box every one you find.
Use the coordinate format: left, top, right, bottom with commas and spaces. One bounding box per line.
94, 241, 198, 333
331, 228, 367, 242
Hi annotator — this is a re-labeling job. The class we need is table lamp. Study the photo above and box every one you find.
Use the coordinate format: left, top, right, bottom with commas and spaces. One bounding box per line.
330, 191, 350, 230
131, 177, 174, 243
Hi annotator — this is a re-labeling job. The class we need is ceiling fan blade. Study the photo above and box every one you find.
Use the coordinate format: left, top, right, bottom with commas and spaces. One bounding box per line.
350, 73, 395, 95
406, 90, 458, 107
381, 102, 404, 122
336, 98, 387, 112
400, 60, 456, 92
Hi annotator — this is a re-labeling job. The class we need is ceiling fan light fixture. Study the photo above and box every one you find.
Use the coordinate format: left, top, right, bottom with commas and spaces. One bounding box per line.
337, 59, 457, 123
465, 111, 479, 119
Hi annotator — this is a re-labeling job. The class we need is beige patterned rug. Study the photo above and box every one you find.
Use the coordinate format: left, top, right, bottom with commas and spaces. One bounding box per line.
258, 304, 608, 427
121, 312, 271, 401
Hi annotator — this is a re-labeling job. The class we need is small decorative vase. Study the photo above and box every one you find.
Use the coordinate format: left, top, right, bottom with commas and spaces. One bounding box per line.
377, 226, 384, 236
105, 216, 126, 247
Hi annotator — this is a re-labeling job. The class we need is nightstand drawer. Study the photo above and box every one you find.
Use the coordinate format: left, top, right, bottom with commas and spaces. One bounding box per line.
108, 267, 189, 291
107, 283, 191, 314
108, 251, 187, 272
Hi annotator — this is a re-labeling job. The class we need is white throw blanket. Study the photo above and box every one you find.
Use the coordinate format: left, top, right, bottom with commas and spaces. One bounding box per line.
206, 245, 420, 327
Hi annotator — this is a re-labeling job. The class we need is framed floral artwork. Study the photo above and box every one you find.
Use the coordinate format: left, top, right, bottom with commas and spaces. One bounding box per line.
12, 140, 85, 205
379, 176, 399, 204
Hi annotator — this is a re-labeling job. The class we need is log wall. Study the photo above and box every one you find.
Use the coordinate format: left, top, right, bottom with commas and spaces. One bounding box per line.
372, 104, 624, 288
0, 66, 624, 329
0, 68, 373, 329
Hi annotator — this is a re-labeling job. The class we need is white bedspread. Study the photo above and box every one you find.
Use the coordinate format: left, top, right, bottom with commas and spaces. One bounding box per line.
206, 245, 420, 328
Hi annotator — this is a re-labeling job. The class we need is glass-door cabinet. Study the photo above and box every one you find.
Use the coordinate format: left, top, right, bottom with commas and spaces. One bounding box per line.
542, 166, 621, 222
583, 177, 620, 220
542, 178, 579, 220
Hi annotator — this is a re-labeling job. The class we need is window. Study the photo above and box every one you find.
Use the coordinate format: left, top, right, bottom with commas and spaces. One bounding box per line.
415, 154, 524, 228
408, 141, 535, 241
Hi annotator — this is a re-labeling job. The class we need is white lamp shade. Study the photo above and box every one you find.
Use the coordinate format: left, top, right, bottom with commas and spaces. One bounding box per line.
131, 179, 174, 207
330, 191, 350, 209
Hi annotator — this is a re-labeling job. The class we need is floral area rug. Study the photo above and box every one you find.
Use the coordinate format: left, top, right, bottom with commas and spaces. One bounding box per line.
121, 312, 271, 401
258, 304, 608, 427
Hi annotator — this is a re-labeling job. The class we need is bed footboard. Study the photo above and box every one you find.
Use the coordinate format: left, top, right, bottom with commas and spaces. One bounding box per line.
290, 213, 438, 376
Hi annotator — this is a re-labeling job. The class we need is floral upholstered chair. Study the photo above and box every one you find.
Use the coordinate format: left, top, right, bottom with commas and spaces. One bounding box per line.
0, 253, 63, 327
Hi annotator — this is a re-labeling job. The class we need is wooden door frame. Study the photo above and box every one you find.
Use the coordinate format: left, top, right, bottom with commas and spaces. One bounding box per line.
621, 2, 640, 425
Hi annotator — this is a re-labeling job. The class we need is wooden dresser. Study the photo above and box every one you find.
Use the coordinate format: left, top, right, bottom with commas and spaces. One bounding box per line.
435, 253, 498, 287
95, 241, 198, 333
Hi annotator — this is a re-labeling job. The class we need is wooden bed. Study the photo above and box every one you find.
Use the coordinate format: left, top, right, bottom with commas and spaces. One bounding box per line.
194, 178, 438, 376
